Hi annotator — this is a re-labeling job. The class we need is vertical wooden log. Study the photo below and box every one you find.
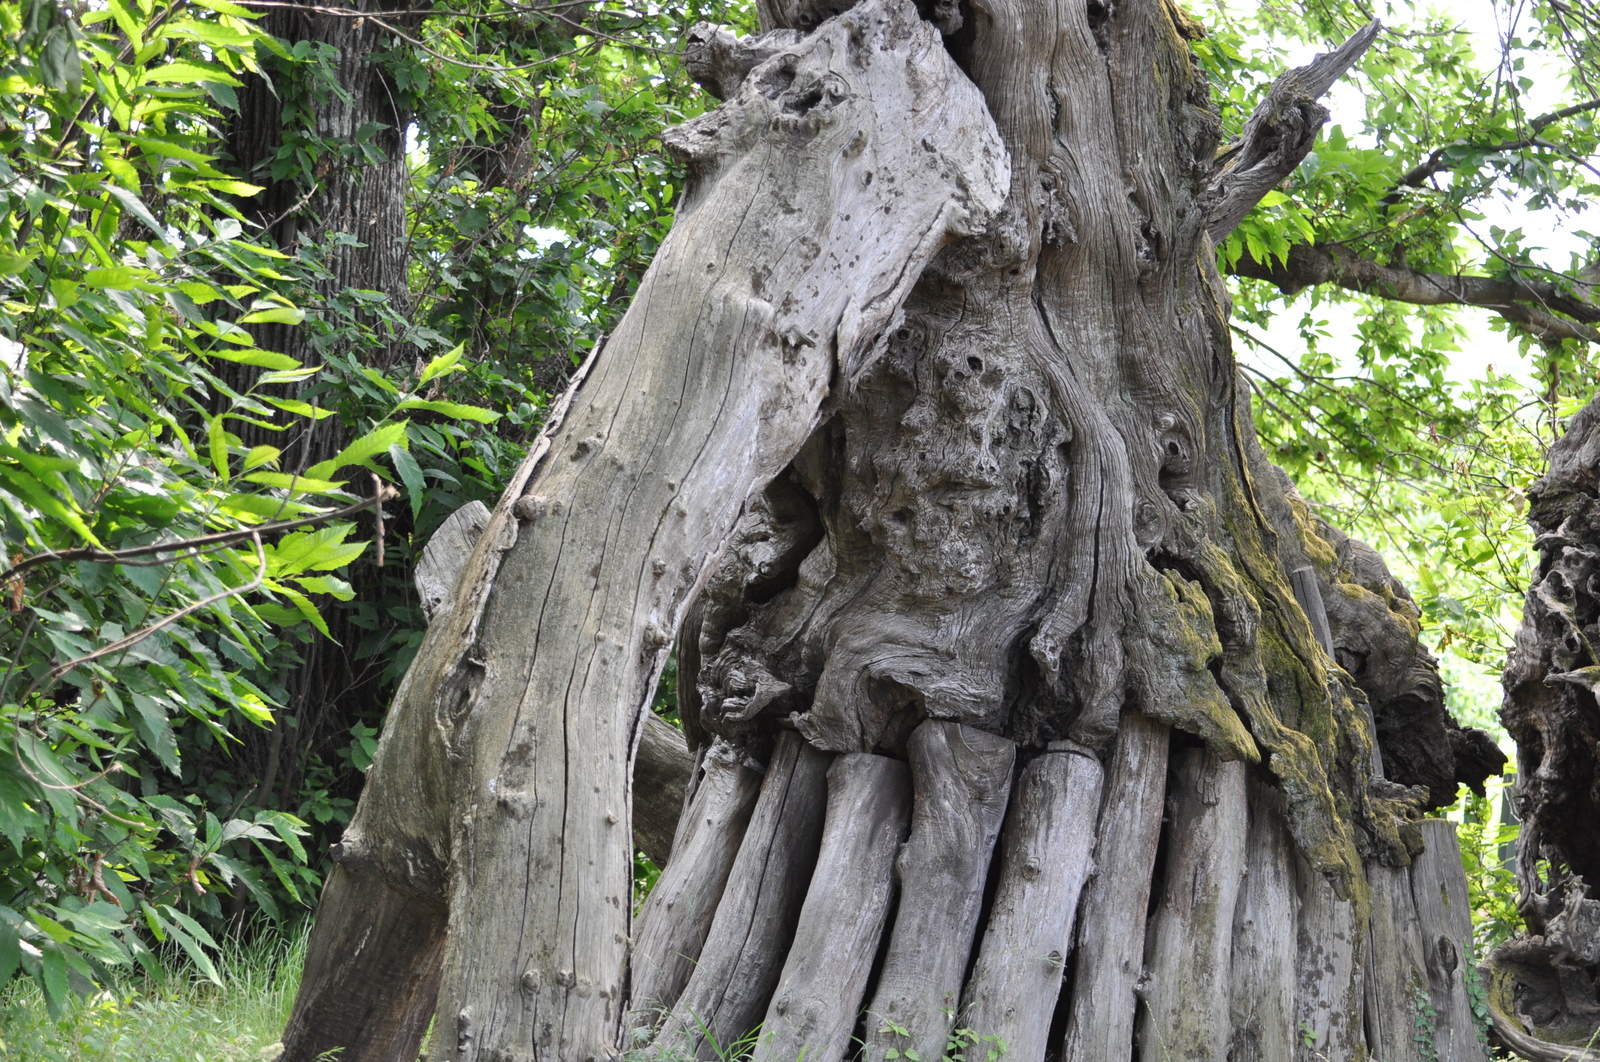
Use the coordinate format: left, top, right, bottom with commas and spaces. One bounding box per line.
961, 749, 1104, 1062
1228, 774, 1297, 1062
751, 753, 913, 1062
861, 722, 1016, 1062
629, 739, 762, 1026
1364, 860, 1429, 1062
1410, 819, 1490, 1062
649, 732, 832, 1059
1293, 849, 1366, 1061
1137, 747, 1248, 1062
1060, 710, 1169, 1062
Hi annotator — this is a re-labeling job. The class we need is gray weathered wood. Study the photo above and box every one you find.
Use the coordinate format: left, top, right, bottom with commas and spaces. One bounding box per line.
635, 714, 695, 868
1203, 22, 1380, 239
1229, 774, 1297, 1062
961, 749, 1104, 1062
751, 753, 912, 1062
629, 739, 762, 1028
1410, 819, 1490, 1062
416, 502, 693, 868
1293, 848, 1366, 1061
1364, 860, 1429, 1062
1137, 748, 1248, 1062
413, 500, 492, 622
389, 6, 1008, 1057
1060, 710, 1169, 1062
861, 722, 1015, 1062
648, 732, 832, 1059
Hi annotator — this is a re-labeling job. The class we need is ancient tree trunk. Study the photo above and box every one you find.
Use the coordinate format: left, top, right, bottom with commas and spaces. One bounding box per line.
1496, 393, 1600, 1054
282, 0, 1509, 1060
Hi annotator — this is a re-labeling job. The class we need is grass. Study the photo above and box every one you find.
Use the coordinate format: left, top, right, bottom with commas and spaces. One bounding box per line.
0, 921, 308, 1062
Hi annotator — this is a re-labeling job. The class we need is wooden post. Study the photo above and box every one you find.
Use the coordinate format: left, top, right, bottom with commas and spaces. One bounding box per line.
650, 731, 831, 1060
1292, 849, 1366, 1061
1410, 818, 1490, 1062
962, 749, 1104, 1062
1364, 860, 1429, 1062
1060, 710, 1170, 1062
1229, 774, 1297, 1062
1138, 747, 1248, 1062
751, 753, 913, 1062
861, 722, 1016, 1062
629, 739, 762, 1028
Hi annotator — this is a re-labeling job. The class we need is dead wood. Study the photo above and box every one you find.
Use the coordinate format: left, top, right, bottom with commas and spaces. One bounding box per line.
1060, 710, 1168, 1062
752, 753, 913, 1062
961, 749, 1103, 1062
861, 721, 1015, 1062
629, 740, 762, 1027
1138, 747, 1248, 1062
1410, 818, 1491, 1062
647, 732, 832, 1058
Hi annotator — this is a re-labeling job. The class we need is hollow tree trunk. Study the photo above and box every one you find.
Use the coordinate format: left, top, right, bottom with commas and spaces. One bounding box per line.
280, 1, 1506, 1060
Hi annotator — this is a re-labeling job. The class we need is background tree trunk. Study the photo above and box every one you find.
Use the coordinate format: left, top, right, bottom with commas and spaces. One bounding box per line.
280, 0, 1507, 1059
1496, 392, 1600, 1055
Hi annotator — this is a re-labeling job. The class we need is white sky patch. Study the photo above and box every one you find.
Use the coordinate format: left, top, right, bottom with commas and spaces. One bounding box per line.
0, 336, 23, 373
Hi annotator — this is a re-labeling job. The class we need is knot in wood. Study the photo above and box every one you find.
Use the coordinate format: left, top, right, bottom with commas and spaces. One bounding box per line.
512, 494, 549, 522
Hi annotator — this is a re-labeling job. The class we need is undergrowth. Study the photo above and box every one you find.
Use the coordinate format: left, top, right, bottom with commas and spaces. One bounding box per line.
0, 921, 308, 1062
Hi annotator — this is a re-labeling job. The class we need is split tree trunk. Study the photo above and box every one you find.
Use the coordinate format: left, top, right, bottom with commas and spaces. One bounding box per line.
280, 1, 1507, 1060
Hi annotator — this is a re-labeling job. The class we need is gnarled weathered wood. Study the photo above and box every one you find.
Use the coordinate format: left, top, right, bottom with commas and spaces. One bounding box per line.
751, 753, 912, 1062
961, 749, 1104, 1062
1060, 710, 1169, 1062
629, 739, 762, 1028
1410, 819, 1490, 1062
1137, 748, 1248, 1062
647, 732, 831, 1059
861, 722, 1015, 1062
276, 4, 1008, 1058
1203, 21, 1380, 239
1228, 774, 1297, 1062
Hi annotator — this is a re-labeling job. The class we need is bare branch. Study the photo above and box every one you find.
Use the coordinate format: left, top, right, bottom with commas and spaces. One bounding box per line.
1228, 241, 1600, 344
1203, 21, 1381, 239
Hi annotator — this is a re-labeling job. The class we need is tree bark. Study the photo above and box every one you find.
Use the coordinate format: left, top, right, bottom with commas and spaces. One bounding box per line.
648, 731, 832, 1059
751, 753, 913, 1062
280, 0, 1511, 1059
1496, 391, 1600, 1052
277, 5, 1006, 1059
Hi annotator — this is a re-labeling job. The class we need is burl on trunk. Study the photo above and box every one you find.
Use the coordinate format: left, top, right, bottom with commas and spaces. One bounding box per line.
277, 1, 1503, 1061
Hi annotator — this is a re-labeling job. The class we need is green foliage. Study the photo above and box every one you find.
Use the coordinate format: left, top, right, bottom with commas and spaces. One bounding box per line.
0, 918, 308, 1061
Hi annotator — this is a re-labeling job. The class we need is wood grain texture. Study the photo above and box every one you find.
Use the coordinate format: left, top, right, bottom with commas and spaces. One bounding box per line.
861, 722, 1015, 1062
1410, 819, 1490, 1062
1292, 848, 1366, 1062
1137, 748, 1248, 1062
283, 6, 1004, 1059
1060, 710, 1169, 1062
961, 750, 1104, 1062
1364, 860, 1429, 1062
414, 500, 492, 623
629, 740, 762, 1028
751, 753, 912, 1062
634, 715, 694, 868
1228, 774, 1297, 1062
651, 731, 832, 1060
